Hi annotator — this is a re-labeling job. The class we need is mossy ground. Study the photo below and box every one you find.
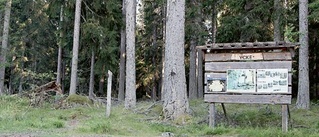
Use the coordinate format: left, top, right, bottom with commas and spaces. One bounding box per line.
0, 95, 318, 136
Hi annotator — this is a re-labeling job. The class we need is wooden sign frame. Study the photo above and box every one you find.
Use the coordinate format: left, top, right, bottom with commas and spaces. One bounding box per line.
198, 41, 296, 132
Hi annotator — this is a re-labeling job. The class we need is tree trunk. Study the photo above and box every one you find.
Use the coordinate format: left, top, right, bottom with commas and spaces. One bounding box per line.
89, 49, 95, 99
118, 0, 126, 101
62, 60, 66, 93
274, 0, 282, 42
0, 11, 2, 39
189, 39, 197, 99
69, 0, 82, 95
98, 77, 105, 95
160, 1, 166, 101
151, 25, 158, 100
57, 44, 63, 85
8, 67, 13, 94
189, 0, 201, 100
125, 0, 137, 109
211, 0, 217, 44
163, 0, 189, 120
197, 50, 204, 98
99, 65, 105, 95
19, 42, 26, 94
296, 0, 309, 109
56, 3, 64, 88
0, 0, 12, 95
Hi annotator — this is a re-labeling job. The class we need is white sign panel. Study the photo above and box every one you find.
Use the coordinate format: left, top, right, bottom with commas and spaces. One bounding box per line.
256, 69, 288, 93
206, 74, 226, 93
227, 69, 256, 93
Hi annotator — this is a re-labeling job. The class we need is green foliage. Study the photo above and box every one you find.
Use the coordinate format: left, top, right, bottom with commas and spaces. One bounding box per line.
1, 0, 122, 95
173, 114, 192, 125
149, 123, 177, 133
203, 126, 231, 136
89, 121, 112, 133
284, 24, 299, 42
66, 94, 93, 105
136, 0, 165, 97
310, 0, 319, 22
72, 0, 122, 94
4, 0, 60, 93
217, 0, 273, 42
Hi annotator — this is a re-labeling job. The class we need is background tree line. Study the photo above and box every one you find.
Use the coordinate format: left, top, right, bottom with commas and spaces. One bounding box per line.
0, 0, 318, 110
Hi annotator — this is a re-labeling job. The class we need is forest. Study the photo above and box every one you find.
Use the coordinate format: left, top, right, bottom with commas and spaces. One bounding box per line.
0, 0, 319, 136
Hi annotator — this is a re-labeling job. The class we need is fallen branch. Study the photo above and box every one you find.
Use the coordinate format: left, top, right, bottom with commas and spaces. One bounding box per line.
29, 81, 62, 94
24, 81, 63, 107
134, 101, 161, 114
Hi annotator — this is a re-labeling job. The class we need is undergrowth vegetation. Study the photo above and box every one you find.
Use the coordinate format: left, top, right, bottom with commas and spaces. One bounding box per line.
0, 95, 319, 136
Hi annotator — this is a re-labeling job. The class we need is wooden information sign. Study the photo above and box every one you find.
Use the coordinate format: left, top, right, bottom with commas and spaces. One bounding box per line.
197, 41, 296, 132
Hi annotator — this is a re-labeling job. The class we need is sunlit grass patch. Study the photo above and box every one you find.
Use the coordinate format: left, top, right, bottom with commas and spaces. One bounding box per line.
0, 95, 319, 136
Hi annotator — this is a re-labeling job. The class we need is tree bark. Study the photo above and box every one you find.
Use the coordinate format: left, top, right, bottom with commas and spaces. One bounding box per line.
19, 42, 26, 94
189, 39, 197, 99
89, 49, 95, 99
274, 0, 282, 42
125, 0, 137, 109
99, 65, 105, 95
69, 0, 82, 95
151, 25, 158, 100
197, 50, 203, 98
0, 0, 12, 95
188, 0, 201, 100
160, 0, 166, 101
62, 60, 66, 93
57, 44, 63, 85
211, 0, 217, 44
8, 67, 13, 94
163, 0, 189, 120
118, 0, 126, 101
0, 11, 2, 40
56, 3, 64, 89
297, 0, 309, 109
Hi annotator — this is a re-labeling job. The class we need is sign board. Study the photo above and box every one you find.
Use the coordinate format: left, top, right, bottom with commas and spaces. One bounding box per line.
226, 69, 256, 92
256, 69, 288, 93
231, 53, 263, 60
207, 77, 226, 93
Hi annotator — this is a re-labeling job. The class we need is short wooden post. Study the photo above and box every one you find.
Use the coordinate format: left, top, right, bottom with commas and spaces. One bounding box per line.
106, 70, 113, 117
282, 105, 288, 132
209, 103, 216, 128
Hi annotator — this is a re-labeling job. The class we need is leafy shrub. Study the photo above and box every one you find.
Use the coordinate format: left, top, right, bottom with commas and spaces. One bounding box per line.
53, 121, 64, 128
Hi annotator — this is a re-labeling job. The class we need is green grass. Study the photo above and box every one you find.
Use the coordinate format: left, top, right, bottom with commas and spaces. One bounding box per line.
0, 95, 319, 136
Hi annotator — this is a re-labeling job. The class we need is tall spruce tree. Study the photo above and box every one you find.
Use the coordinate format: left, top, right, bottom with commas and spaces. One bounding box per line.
69, 0, 82, 95
125, 0, 137, 109
163, 0, 189, 120
274, 0, 282, 42
56, 1, 65, 89
0, 0, 12, 95
118, 0, 126, 101
297, 0, 310, 109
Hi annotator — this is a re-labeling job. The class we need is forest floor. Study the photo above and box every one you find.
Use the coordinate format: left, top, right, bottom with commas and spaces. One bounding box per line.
0, 95, 319, 137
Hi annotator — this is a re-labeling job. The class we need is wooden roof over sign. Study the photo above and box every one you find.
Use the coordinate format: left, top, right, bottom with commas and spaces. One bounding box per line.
196, 41, 298, 50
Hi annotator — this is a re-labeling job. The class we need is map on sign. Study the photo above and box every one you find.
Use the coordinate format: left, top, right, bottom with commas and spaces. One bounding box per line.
226, 69, 256, 92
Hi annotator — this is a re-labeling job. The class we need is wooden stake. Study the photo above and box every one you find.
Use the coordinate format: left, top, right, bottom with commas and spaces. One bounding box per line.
106, 70, 113, 117
209, 103, 216, 128
282, 105, 288, 132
